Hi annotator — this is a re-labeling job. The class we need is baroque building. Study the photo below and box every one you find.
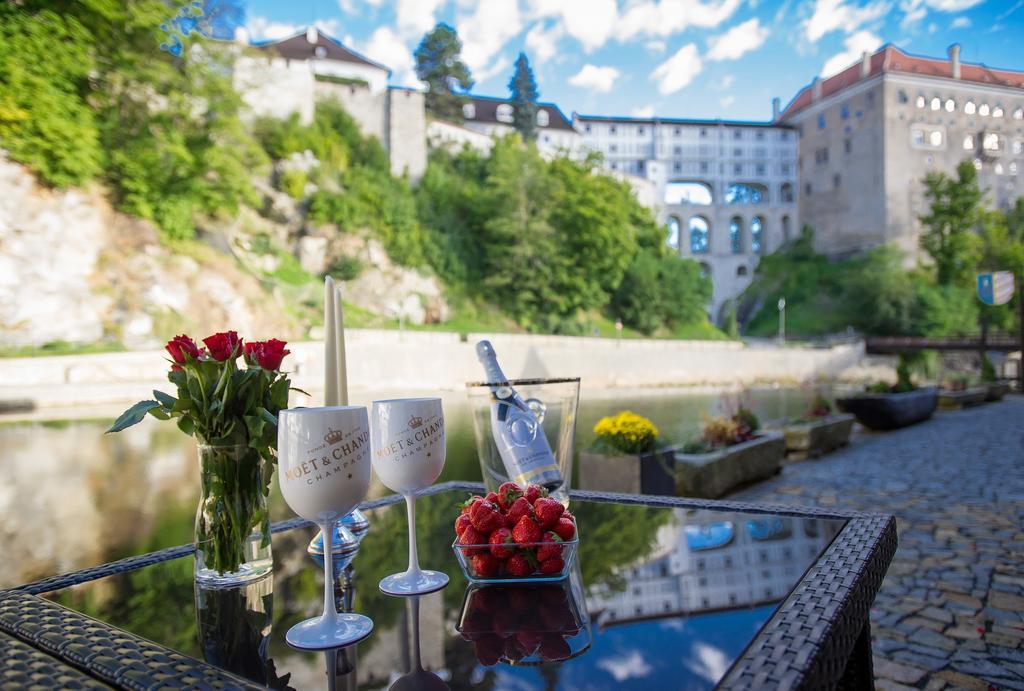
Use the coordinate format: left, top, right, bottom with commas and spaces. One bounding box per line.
575, 114, 799, 319
779, 44, 1024, 258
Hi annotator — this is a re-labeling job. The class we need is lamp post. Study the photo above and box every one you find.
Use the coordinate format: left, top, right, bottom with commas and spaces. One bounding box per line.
777, 297, 786, 343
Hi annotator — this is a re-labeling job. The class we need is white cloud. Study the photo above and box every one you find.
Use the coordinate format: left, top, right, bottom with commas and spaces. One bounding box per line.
529, 0, 618, 51
922, 0, 983, 8
900, 0, 928, 28
474, 56, 512, 84
597, 650, 653, 682
360, 27, 422, 87
645, 39, 667, 53
803, 0, 889, 43
458, 0, 523, 74
617, 0, 742, 41
632, 104, 656, 117
717, 74, 736, 90
568, 64, 620, 92
651, 43, 703, 95
951, 15, 972, 27
720, 94, 736, 108
821, 29, 882, 76
525, 21, 564, 63
707, 18, 769, 61
686, 643, 729, 684
246, 17, 342, 42
395, 0, 444, 39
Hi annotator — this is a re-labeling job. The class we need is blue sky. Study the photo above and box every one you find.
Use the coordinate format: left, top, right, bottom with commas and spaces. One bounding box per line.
240, 0, 1024, 121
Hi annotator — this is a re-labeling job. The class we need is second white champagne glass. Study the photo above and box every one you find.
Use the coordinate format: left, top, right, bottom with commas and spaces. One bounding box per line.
371, 397, 449, 596
278, 406, 374, 649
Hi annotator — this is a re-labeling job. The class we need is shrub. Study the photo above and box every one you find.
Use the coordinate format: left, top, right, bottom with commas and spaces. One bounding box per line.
279, 169, 307, 200
592, 411, 659, 455
328, 255, 364, 282
804, 393, 833, 418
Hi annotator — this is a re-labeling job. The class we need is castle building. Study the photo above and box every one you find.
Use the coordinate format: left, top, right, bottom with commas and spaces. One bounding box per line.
575, 114, 799, 319
235, 28, 427, 181
458, 95, 583, 158
779, 44, 1024, 258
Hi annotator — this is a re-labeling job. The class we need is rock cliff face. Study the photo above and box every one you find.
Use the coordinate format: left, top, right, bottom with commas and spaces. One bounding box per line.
0, 153, 448, 348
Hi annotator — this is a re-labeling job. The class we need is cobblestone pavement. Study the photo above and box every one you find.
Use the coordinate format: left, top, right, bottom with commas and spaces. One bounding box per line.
735, 396, 1024, 690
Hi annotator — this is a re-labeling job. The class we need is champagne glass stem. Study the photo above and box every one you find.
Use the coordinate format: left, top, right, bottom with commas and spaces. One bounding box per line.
320, 521, 338, 625
404, 493, 422, 577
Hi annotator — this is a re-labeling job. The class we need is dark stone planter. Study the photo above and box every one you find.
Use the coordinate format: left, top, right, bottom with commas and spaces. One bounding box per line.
578, 448, 676, 495
985, 382, 1010, 402
672, 433, 785, 499
782, 413, 855, 460
836, 387, 938, 430
938, 387, 988, 410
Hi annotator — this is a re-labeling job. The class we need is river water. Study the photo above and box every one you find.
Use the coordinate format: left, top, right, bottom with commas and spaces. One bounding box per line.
1, 386, 816, 588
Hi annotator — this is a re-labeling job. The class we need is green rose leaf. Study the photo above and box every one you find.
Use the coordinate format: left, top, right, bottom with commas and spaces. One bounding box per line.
107, 400, 161, 433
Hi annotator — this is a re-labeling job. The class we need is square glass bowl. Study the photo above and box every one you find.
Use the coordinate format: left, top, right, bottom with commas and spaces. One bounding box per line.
451, 536, 579, 584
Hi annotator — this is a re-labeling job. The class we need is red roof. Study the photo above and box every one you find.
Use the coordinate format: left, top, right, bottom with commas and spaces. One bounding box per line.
781, 44, 1024, 118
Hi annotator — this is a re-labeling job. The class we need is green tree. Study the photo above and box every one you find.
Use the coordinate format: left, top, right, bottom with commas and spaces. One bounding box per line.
919, 159, 984, 286
414, 23, 474, 121
508, 52, 539, 141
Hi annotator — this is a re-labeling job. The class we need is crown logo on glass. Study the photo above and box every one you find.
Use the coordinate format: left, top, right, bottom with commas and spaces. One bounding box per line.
408, 415, 423, 429
324, 428, 345, 445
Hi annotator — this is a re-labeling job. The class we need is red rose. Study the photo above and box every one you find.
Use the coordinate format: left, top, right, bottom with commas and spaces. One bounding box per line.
243, 339, 290, 370
203, 331, 242, 361
165, 335, 201, 370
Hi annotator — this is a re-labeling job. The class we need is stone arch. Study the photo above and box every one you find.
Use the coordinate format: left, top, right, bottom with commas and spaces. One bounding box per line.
665, 181, 714, 205
689, 215, 710, 254
729, 216, 744, 254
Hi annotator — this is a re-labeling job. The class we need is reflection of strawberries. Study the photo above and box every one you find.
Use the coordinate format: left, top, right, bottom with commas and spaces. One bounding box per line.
553, 516, 576, 541
515, 629, 542, 656
489, 527, 516, 559
504, 636, 528, 663
496, 482, 523, 510
474, 634, 504, 666
512, 516, 542, 545
534, 497, 565, 528
491, 608, 518, 638
506, 496, 533, 525
539, 634, 572, 662
471, 553, 500, 577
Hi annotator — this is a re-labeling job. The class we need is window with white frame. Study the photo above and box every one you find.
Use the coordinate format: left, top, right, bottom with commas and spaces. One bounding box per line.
536, 109, 549, 127
496, 103, 513, 123
911, 124, 945, 149
915, 95, 926, 108
930, 97, 941, 111
982, 133, 1001, 152
1013, 139, 1023, 155
965, 101, 976, 114
993, 105, 1004, 118
1014, 107, 1024, 120
963, 134, 975, 150
945, 98, 955, 112
979, 103, 991, 117
463, 103, 476, 119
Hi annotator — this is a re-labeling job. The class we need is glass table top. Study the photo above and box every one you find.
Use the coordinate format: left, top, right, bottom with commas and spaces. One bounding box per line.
42, 489, 845, 690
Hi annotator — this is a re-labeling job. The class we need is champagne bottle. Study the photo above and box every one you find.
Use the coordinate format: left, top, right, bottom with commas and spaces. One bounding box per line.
475, 340, 563, 490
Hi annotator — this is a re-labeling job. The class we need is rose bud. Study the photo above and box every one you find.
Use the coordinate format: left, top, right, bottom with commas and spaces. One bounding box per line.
165, 335, 201, 371
203, 331, 242, 361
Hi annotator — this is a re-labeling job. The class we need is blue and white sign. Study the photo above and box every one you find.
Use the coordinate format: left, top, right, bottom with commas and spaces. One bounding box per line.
977, 272, 1015, 306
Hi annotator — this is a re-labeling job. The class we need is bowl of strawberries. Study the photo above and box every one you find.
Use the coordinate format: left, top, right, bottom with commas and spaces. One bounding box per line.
452, 482, 579, 583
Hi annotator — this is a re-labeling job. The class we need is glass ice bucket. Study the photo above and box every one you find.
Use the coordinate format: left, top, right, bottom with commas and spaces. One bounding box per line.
465, 377, 580, 504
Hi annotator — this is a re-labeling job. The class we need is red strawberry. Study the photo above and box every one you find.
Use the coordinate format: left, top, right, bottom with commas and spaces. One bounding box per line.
562, 510, 575, 521
539, 633, 571, 661
507, 496, 533, 524
454, 513, 472, 538
470, 552, 500, 577
537, 532, 564, 561
485, 491, 500, 505
474, 634, 504, 666
512, 515, 543, 545
496, 481, 523, 510
489, 527, 516, 559
539, 557, 565, 575
533, 497, 565, 528
506, 552, 535, 577
469, 500, 504, 534
553, 516, 576, 541
461, 495, 484, 515
524, 484, 546, 505
460, 526, 486, 555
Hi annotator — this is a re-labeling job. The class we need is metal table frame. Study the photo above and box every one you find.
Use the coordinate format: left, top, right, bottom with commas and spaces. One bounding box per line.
0, 482, 897, 690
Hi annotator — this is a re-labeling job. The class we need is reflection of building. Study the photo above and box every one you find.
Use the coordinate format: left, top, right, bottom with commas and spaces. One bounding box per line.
588, 509, 841, 623
574, 114, 799, 319
235, 28, 427, 181
779, 44, 1024, 258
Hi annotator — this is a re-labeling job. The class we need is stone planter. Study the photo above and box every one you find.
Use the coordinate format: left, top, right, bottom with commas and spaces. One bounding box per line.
985, 382, 1010, 402
939, 387, 988, 410
836, 387, 938, 431
781, 414, 855, 460
578, 448, 676, 496
672, 432, 785, 499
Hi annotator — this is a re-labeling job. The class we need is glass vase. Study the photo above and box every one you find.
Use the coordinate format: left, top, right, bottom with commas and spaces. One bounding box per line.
195, 443, 273, 586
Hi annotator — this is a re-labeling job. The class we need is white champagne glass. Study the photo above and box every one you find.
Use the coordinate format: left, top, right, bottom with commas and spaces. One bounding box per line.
278, 406, 374, 649
371, 398, 449, 596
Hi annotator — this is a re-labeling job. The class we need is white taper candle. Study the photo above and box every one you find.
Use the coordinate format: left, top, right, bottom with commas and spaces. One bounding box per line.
324, 276, 338, 406
334, 284, 349, 406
